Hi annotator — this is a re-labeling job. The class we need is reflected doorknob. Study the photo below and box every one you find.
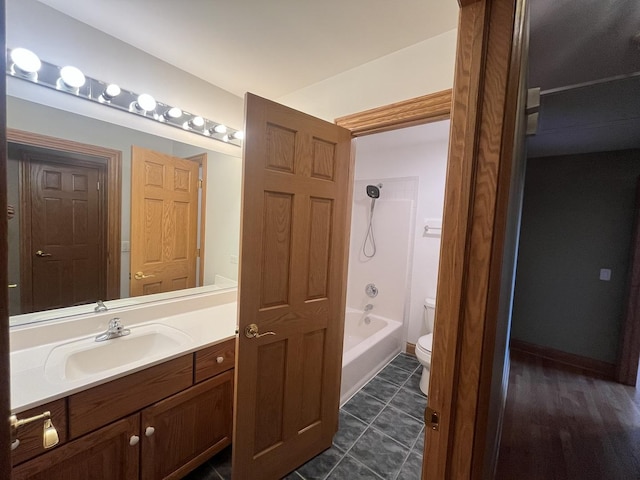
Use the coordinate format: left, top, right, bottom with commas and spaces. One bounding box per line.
134, 271, 156, 280
35, 250, 52, 257
244, 323, 276, 339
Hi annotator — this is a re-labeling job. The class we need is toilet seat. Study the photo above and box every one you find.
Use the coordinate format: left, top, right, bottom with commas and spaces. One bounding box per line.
416, 333, 433, 354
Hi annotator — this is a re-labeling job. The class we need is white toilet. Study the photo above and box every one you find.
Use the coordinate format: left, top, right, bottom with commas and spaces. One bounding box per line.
415, 297, 436, 395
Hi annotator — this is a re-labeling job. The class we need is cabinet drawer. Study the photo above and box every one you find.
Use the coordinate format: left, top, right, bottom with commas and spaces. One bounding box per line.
11, 398, 67, 466
12, 414, 139, 480
68, 355, 193, 438
195, 338, 235, 383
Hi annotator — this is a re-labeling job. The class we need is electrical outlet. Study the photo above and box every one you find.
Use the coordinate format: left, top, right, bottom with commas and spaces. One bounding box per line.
599, 268, 611, 281
230, 254, 239, 264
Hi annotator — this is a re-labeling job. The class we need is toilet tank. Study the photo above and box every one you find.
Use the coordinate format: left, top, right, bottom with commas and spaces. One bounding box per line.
424, 297, 436, 332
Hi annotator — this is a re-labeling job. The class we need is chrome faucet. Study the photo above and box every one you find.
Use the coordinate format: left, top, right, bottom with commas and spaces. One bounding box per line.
95, 318, 130, 342
94, 300, 108, 312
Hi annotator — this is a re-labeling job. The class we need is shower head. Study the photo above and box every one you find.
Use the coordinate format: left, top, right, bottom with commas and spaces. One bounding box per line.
366, 184, 381, 199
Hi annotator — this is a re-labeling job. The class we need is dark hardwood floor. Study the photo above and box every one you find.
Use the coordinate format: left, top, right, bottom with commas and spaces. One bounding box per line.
496, 351, 640, 480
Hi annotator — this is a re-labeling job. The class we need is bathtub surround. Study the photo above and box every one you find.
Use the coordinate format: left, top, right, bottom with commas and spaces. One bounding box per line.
353, 122, 449, 347
186, 353, 427, 480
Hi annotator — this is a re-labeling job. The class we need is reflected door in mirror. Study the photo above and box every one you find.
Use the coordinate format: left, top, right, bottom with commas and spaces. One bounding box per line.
130, 146, 199, 297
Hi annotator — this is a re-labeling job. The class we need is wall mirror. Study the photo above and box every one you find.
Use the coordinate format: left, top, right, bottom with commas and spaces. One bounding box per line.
6, 95, 242, 326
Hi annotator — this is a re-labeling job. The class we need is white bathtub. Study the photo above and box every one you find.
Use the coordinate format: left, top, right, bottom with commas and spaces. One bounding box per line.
340, 308, 402, 405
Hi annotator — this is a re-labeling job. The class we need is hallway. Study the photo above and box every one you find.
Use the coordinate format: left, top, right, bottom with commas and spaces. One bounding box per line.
496, 351, 640, 479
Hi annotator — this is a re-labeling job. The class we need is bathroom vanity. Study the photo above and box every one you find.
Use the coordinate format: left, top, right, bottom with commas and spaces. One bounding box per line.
8, 289, 237, 479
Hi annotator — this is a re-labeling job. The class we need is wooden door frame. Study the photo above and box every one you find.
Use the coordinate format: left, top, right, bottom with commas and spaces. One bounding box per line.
617, 176, 640, 385
185, 153, 208, 288
7, 129, 121, 301
17, 151, 108, 313
337, 0, 527, 477
1, 0, 11, 476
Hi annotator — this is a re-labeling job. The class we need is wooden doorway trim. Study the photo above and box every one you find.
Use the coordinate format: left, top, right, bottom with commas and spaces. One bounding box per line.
186, 153, 208, 288
616, 177, 640, 385
0, 0, 11, 476
423, 0, 528, 478
6, 129, 121, 300
334, 89, 452, 136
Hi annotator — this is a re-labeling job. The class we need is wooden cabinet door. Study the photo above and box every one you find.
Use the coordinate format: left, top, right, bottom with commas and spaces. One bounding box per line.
140, 370, 233, 480
11, 414, 139, 480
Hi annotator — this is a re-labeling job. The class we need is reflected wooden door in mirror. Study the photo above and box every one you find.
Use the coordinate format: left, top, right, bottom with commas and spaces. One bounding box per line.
22, 151, 106, 314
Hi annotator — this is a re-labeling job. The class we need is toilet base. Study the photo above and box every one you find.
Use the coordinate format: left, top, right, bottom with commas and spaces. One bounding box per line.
419, 365, 430, 396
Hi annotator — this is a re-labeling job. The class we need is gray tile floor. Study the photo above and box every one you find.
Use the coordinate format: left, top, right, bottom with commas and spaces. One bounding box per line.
184, 353, 426, 480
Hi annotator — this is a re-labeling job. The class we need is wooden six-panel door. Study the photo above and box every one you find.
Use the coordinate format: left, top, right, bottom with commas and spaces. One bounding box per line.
232, 94, 353, 479
22, 153, 105, 313
130, 146, 199, 297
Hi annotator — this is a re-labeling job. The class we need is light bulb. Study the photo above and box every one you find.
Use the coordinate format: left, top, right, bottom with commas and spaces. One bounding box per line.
59, 66, 86, 88
99, 84, 121, 102
10, 48, 41, 74
213, 124, 227, 134
167, 107, 182, 119
191, 116, 205, 127
222, 134, 230, 142
136, 94, 157, 112
232, 130, 245, 140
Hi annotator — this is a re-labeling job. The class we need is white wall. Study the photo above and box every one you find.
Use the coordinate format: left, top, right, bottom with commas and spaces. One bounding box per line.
276, 29, 457, 122
354, 120, 450, 345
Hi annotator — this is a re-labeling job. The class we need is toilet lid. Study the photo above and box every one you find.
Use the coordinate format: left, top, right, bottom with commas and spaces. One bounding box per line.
417, 333, 433, 353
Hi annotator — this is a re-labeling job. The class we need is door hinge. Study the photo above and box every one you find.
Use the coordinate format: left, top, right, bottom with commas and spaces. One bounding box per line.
198, 178, 203, 189
425, 406, 440, 431
196, 248, 201, 257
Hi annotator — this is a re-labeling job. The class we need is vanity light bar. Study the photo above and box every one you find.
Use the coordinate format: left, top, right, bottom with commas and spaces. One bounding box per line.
5, 48, 243, 147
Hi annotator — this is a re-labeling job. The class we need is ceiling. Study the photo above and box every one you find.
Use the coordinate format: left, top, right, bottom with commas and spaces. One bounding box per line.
35, 0, 458, 100
30, 0, 640, 158
527, 0, 640, 157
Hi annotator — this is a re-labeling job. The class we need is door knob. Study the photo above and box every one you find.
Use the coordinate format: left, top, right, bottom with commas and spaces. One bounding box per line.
35, 250, 52, 257
244, 323, 276, 339
134, 271, 156, 280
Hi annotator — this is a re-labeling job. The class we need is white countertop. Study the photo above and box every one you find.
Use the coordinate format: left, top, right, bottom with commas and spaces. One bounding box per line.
10, 290, 238, 413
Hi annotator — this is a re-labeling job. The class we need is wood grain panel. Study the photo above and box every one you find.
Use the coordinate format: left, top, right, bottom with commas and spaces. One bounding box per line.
266, 123, 296, 173
173, 167, 191, 192
311, 138, 335, 181
145, 161, 165, 187
195, 339, 236, 383
299, 330, 325, 430
44, 170, 61, 189
307, 197, 333, 300
140, 371, 233, 480
12, 415, 139, 480
68, 355, 193, 438
173, 201, 190, 259
142, 281, 162, 295
144, 198, 163, 262
72, 174, 87, 192
11, 399, 67, 466
254, 340, 287, 455
335, 89, 452, 136
260, 192, 293, 308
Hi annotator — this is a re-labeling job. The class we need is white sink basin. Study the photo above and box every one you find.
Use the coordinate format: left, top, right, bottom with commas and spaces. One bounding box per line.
44, 323, 193, 382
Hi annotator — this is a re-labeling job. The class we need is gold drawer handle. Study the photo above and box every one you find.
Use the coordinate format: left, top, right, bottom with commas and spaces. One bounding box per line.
10, 411, 60, 449
134, 271, 156, 280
